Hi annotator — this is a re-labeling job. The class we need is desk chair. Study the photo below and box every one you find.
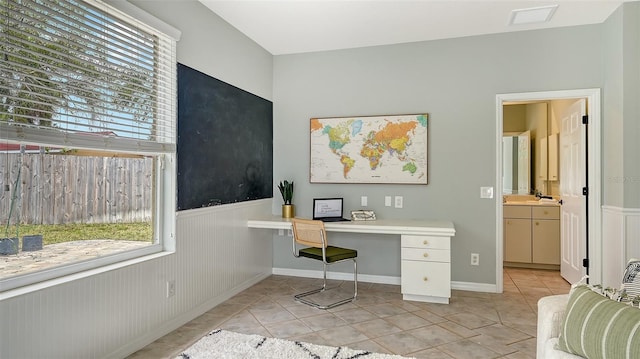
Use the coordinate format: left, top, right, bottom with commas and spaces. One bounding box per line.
290, 218, 358, 309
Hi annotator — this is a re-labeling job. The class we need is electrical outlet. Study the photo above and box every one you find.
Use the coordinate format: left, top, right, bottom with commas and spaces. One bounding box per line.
166, 280, 175, 298
471, 253, 480, 266
361, 196, 368, 206
385, 196, 392, 206
278, 229, 284, 236
394, 196, 403, 208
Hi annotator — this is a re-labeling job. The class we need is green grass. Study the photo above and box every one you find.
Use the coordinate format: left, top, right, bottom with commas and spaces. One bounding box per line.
2, 222, 153, 245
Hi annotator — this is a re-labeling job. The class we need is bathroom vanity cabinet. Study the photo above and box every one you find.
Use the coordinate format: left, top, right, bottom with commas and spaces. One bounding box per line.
504, 204, 560, 268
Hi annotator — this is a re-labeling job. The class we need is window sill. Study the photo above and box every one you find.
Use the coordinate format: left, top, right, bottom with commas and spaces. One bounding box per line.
0, 248, 174, 300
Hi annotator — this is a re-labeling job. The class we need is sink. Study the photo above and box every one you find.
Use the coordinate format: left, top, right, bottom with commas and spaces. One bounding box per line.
539, 198, 558, 204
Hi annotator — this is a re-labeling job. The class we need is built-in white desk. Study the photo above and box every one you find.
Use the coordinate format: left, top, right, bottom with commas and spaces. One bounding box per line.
248, 215, 456, 304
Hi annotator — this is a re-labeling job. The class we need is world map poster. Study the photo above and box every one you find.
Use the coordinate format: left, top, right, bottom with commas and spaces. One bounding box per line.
310, 114, 428, 184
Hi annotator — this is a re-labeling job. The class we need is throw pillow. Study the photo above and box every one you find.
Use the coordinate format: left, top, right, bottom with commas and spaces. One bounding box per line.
622, 258, 640, 305
585, 283, 626, 303
556, 285, 640, 358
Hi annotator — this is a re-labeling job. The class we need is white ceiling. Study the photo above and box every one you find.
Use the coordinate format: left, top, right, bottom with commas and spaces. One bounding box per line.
199, 0, 624, 55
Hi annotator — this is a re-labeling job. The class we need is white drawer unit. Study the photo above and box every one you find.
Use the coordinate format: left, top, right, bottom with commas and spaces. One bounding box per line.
401, 235, 452, 304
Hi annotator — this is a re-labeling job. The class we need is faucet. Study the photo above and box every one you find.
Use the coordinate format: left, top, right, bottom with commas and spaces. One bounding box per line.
535, 190, 553, 200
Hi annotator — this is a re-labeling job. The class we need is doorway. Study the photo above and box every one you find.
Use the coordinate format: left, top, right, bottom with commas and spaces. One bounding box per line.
495, 89, 602, 293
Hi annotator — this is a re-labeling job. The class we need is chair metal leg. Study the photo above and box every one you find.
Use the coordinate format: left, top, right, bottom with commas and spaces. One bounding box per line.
294, 258, 358, 310
353, 258, 358, 299
322, 262, 328, 290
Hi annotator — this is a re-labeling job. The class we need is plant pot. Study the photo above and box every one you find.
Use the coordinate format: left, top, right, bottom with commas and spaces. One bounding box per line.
22, 234, 43, 252
282, 204, 295, 218
0, 237, 19, 255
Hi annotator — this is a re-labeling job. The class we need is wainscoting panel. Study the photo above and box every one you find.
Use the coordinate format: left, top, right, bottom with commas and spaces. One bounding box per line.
627, 213, 640, 260
602, 206, 640, 288
0, 199, 273, 358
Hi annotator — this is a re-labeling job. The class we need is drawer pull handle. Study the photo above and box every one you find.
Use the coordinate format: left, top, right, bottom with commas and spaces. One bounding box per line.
423, 252, 429, 258
535, 221, 539, 226
544, 210, 548, 215
423, 240, 428, 245
423, 277, 428, 282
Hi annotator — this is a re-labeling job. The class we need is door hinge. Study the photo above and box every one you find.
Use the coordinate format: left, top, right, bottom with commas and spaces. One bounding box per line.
582, 187, 588, 196
582, 115, 588, 124
583, 258, 589, 268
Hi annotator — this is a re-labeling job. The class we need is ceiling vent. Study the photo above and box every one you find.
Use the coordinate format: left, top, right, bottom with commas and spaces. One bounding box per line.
509, 5, 558, 25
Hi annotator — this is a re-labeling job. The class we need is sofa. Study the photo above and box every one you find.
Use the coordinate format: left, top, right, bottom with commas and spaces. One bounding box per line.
536, 293, 581, 359
537, 260, 640, 359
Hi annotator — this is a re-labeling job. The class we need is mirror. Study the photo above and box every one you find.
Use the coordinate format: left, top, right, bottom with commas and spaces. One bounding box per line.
502, 131, 529, 194
503, 102, 554, 195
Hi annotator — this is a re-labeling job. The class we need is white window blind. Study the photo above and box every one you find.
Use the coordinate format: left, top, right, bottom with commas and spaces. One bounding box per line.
0, 0, 177, 154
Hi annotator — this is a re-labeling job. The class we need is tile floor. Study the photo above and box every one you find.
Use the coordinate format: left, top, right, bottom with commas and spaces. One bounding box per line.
128, 267, 570, 359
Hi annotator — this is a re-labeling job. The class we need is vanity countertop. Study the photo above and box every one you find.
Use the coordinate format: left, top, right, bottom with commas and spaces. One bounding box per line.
504, 200, 559, 206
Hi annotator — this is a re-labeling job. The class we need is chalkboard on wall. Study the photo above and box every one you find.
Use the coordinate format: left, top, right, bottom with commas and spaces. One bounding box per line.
177, 63, 273, 210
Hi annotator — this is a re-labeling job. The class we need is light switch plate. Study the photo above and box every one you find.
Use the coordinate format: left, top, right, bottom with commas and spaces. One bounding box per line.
361, 196, 368, 206
385, 196, 391, 206
480, 186, 494, 199
394, 196, 403, 208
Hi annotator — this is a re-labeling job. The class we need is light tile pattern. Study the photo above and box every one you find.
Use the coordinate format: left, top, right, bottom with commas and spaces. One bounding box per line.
129, 268, 570, 359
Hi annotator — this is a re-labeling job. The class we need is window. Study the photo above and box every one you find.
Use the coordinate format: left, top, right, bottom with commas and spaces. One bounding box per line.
0, 0, 178, 291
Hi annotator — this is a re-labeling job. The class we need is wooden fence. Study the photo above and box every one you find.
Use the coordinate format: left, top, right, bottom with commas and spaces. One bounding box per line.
0, 152, 153, 225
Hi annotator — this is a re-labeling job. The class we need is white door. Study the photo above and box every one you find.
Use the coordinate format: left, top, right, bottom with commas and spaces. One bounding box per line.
560, 99, 587, 284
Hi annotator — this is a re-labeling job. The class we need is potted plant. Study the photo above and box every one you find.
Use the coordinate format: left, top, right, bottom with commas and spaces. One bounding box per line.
0, 237, 19, 255
278, 180, 295, 218
1, 222, 19, 255
22, 234, 43, 251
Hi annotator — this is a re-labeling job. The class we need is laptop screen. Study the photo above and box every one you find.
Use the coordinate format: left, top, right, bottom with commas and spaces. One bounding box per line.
313, 198, 344, 220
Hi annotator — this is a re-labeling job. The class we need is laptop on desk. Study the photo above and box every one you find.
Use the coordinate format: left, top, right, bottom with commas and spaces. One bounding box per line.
312, 198, 351, 222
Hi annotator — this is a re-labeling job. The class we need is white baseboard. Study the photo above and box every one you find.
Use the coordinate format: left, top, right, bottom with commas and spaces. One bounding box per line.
272, 267, 401, 285
451, 281, 498, 293
272, 267, 498, 293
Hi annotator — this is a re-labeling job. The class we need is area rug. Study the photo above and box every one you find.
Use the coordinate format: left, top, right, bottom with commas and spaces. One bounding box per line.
176, 329, 415, 359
